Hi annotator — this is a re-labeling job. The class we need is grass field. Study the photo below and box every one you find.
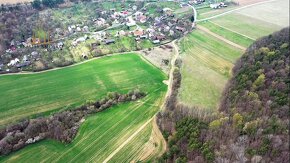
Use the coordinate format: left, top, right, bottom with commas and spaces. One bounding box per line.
199, 21, 254, 47
0, 93, 166, 162
0, 53, 167, 162
178, 30, 243, 110
0, 54, 167, 127
210, 13, 282, 39
236, 0, 289, 28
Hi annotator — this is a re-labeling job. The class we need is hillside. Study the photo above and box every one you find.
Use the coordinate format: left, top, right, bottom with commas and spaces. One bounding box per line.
157, 27, 289, 162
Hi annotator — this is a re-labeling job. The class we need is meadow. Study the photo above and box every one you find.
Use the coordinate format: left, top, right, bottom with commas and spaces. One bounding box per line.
178, 30, 243, 110
0, 54, 167, 127
199, 21, 254, 47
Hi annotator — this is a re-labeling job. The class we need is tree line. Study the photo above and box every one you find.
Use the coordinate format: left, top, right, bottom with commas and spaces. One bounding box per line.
0, 89, 145, 156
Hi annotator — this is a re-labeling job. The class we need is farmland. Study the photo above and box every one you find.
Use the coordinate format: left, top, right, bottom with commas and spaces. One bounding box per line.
0, 54, 167, 127
198, 21, 254, 47
0, 53, 167, 162
207, 0, 289, 40
178, 30, 243, 110
0, 92, 166, 162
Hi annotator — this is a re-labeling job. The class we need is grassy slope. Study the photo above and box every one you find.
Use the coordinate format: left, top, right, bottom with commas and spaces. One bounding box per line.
199, 21, 254, 47
0, 54, 166, 126
178, 30, 243, 110
0, 93, 166, 163
210, 13, 281, 39
0, 54, 167, 162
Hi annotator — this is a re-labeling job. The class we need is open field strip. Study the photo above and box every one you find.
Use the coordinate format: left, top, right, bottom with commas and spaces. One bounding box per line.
236, 0, 289, 27
0, 53, 167, 162
196, 25, 246, 51
178, 30, 243, 110
198, 21, 254, 47
210, 13, 282, 39
0, 53, 167, 127
197, 0, 279, 21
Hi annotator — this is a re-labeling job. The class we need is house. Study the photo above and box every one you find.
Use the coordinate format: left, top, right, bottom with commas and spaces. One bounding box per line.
76, 27, 82, 32
105, 39, 115, 45
83, 26, 89, 32
8, 58, 20, 66
57, 42, 64, 49
119, 30, 126, 36
95, 18, 106, 26
133, 30, 144, 37
126, 18, 136, 27
180, 3, 188, 7
16, 61, 31, 68
23, 55, 29, 62
139, 15, 147, 23
176, 26, 186, 32
140, 34, 148, 39
153, 40, 160, 44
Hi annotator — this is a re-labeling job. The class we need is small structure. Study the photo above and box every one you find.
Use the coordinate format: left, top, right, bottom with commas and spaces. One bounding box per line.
180, 3, 189, 7
8, 58, 20, 66
176, 26, 186, 32
16, 61, 31, 68
133, 30, 144, 37
153, 40, 160, 44
105, 39, 115, 45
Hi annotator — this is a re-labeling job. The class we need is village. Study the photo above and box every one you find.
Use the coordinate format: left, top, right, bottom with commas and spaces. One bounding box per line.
0, 0, 230, 74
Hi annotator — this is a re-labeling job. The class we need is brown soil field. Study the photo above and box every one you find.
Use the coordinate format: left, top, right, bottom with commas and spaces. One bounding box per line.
0, 0, 32, 5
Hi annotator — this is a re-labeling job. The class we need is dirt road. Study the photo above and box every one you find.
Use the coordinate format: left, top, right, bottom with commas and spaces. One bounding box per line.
197, 25, 246, 51
161, 40, 180, 110
102, 118, 154, 163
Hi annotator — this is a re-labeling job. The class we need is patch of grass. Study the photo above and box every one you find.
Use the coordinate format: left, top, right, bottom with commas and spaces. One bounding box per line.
210, 13, 282, 39
199, 21, 254, 47
0, 54, 167, 127
109, 123, 153, 163
178, 30, 243, 110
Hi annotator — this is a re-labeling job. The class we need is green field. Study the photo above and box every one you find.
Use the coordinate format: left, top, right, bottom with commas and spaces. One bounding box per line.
0, 54, 167, 127
199, 21, 254, 47
0, 53, 167, 162
210, 13, 282, 39
178, 30, 243, 110
0, 94, 165, 162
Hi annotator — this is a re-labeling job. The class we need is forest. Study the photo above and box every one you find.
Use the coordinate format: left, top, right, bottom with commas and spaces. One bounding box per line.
157, 27, 289, 162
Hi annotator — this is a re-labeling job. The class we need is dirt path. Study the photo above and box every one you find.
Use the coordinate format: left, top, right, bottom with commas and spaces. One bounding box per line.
102, 41, 179, 163
197, 0, 278, 22
197, 25, 246, 51
102, 118, 153, 163
161, 40, 180, 110
137, 116, 167, 161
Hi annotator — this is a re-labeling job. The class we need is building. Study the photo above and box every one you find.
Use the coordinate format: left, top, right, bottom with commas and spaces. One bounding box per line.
105, 39, 115, 45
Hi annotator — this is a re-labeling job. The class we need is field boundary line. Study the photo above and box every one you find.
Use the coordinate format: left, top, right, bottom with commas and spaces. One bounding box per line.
208, 21, 255, 40
197, 25, 246, 51
102, 117, 153, 163
197, 0, 279, 22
